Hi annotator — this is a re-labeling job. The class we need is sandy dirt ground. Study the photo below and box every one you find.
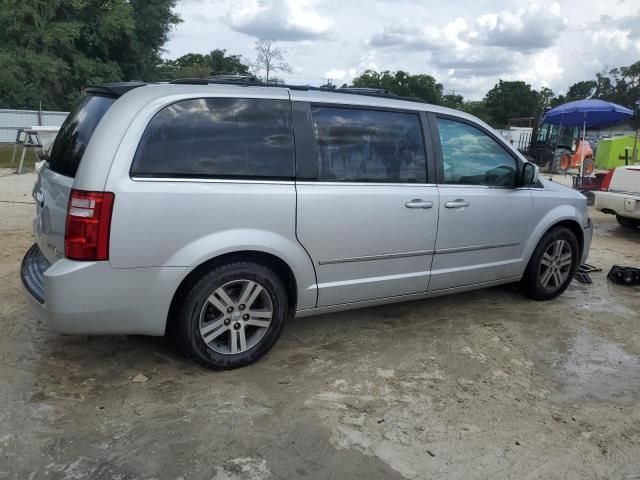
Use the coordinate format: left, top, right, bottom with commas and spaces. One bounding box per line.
1, 169, 640, 480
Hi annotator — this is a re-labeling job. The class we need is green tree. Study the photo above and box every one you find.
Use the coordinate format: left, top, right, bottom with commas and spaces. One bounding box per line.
163, 49, 251, 79
441, 93, 464, 110
483, 80, 540, 127
351, 70, 443, 104
0, 0, 181, 110
320, 79, 337, 89
565, 80, 596, 101
460, 100, 493, 125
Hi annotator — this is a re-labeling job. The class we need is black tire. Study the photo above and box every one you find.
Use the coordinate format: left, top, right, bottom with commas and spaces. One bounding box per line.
616, 215, 640, 229
521, 227, 580, 301
582, 158, 595, 176
175, 262, 288, 369
549, 148, 571, 174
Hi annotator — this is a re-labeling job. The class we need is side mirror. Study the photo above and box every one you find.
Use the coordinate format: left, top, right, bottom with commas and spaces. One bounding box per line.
521, 162, 539, 186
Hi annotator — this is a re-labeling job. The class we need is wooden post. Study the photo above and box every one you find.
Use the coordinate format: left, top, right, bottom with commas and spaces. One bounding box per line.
631, 128, 639, 163
16, 144, 27, 175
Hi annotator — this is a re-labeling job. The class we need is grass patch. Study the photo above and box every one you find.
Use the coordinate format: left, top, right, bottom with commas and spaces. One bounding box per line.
0, 143, 38, 171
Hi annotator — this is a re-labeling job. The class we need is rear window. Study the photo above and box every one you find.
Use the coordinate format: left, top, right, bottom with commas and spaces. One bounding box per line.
131, 97, 294, 179
47, 95, 115, 177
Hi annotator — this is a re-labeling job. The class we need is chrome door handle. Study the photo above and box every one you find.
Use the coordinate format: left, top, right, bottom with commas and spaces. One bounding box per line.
405, 199, 434, 209
444, 199, 470, 209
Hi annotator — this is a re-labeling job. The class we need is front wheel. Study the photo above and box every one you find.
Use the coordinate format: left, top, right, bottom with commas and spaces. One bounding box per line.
521, 227, 579, 301
582, 158, 595, 176
175, 262, 289, 369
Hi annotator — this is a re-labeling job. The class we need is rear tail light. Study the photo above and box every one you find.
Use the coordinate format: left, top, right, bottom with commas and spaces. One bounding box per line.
64, 189, 115, 261
600, 169, 615, 191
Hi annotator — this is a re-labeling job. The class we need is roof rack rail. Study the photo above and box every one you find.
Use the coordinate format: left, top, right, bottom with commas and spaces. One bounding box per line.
170, 74, 261, 85
335, 87, 391, 95
123, 76, 429, 105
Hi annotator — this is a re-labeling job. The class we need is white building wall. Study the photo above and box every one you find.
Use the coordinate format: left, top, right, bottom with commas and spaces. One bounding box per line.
0, 109, 68, 143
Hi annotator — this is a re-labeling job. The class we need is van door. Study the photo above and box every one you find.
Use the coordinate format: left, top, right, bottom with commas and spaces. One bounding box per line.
294, 103, 439, 307
429, 115, 532, 291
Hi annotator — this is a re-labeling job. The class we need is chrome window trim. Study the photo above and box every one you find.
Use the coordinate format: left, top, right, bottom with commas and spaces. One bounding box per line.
319, 249, 435, 265
435, 241, 520, 255
296, 181, 437, 187
320, 242, 520, 265
131, 176, 295, 185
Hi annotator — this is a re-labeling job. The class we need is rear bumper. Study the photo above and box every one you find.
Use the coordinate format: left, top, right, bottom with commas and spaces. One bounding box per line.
21, 243, 49, 304
594, 191, 640, 219
21, 243, 187, 336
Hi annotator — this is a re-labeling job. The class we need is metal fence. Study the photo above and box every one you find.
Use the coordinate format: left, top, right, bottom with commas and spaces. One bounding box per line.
0, 109, 69, 143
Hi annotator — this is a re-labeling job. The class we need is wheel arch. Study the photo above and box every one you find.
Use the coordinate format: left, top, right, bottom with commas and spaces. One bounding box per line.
166, 250, 300, 336
524, 215, 585, 271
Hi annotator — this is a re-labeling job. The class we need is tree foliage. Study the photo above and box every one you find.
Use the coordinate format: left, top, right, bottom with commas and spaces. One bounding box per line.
160, 49, 250, 80
351, 70, 443, 104
482, 80, 541, 127
0, 0, 181, 110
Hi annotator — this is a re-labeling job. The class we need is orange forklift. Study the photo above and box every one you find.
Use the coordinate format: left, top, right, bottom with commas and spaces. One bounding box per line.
528, 123, 594, 175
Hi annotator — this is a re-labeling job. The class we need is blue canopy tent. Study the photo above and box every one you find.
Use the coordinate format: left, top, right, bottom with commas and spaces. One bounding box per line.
542, 99, 634, 183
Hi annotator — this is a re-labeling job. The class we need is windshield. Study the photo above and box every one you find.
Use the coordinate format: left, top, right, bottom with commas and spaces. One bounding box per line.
47, 95, 115, 177
536, 124, 579, 148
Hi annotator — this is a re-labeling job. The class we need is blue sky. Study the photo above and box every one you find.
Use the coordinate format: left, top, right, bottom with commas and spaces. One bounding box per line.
165, 0, 640, 99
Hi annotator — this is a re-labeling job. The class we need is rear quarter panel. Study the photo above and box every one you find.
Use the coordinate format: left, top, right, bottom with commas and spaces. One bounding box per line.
102, 87, 317, 310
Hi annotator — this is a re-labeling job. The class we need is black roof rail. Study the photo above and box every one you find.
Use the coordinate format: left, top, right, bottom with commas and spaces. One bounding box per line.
168, 78, 210, 85
87, 78, 430, 105
168, 76, 426, 104
85, 82, 146, 97
335, 87, 391, 95
170, 74, 261, 85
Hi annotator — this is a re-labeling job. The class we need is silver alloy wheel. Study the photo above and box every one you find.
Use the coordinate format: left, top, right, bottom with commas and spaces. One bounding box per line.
199, 279, 273, 355
539, 239, 573, 291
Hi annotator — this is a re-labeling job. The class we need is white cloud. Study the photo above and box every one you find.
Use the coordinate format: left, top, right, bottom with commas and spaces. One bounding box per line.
165, 1, 640, 100
369, 20, 449, 50
474, 3, 567, 51
226, 0, 332, 41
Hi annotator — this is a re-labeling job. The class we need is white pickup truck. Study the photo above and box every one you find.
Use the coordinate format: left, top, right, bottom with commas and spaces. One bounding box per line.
594, 165, 640, 228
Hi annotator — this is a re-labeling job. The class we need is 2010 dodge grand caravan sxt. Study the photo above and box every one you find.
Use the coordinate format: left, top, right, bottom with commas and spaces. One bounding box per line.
22, 80, 592, 369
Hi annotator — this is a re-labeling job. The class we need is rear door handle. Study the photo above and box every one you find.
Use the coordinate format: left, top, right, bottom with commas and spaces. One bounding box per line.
444, 199, 470, 209
405, 199, 434, 209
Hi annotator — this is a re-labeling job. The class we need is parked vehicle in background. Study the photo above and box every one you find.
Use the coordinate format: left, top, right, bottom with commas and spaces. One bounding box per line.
528, 122, 581, 173
21, 80, 592, 369
595, 165, 640, 228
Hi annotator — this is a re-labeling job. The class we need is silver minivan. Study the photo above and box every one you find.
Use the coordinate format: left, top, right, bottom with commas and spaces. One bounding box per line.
22, 80, 592, 368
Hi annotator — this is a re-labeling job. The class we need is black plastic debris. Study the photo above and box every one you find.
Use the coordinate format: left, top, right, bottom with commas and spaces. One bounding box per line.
608, 265, 640, 286
574, 263, 601, 284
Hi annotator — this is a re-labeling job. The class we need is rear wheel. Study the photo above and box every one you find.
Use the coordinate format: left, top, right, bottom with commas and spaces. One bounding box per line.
175, 262, 288, 369
616, 215, 640, 229
521, 227, 579, 301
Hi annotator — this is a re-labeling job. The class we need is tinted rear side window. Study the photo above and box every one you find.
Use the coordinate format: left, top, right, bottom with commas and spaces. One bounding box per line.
311, 106, 426, 183
131, 98, 294, 179
48, 95, 115, 177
